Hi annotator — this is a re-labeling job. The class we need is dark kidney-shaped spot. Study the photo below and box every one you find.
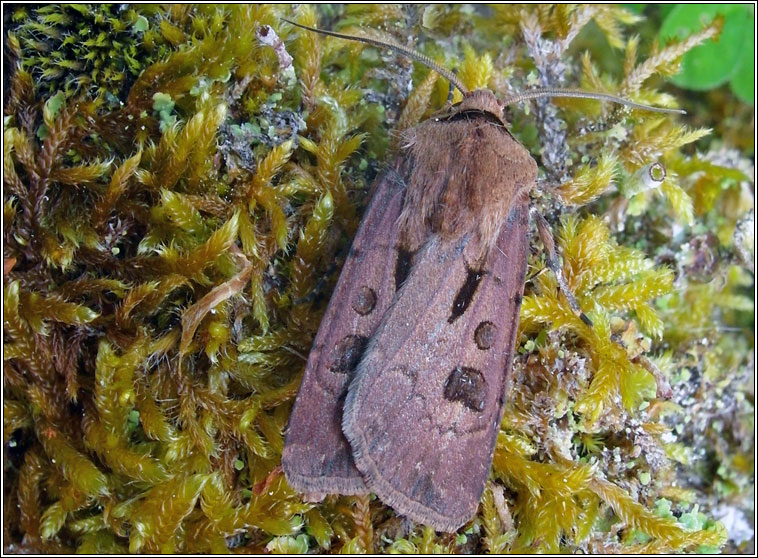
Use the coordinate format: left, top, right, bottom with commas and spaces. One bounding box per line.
351, 286, 377, 315
329, 335, 368, 375
474, 321, 496, 350
444, 366, 487, 412
448, 267, 484, 323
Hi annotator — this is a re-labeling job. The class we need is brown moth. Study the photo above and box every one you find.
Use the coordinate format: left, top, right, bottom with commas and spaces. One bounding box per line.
280, 20, 682, 532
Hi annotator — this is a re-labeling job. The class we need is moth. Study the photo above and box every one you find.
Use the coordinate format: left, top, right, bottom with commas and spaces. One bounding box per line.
280, 20, 682, 532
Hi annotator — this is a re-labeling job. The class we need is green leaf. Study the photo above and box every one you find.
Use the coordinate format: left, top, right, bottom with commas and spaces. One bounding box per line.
36, 124, 49, 141
729, 15, 755, 104
133, 15, 149, 32
45, 91, 66, 119
660, 5, 752, 90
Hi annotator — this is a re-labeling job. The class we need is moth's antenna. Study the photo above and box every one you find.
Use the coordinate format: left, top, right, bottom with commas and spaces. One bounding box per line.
502, 88, 686, 115
281, 18, 469, 95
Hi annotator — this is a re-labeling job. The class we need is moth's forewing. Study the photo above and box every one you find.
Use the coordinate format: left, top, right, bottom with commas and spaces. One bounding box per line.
342, 197, 530, 530
282, 160, 409, 494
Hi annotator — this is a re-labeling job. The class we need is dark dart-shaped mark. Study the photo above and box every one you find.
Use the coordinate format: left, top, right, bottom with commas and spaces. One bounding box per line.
395, 247, 413, 291
448, 267, 484, 323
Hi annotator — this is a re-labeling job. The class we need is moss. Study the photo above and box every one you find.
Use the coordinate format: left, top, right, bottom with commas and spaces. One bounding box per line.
8, 4, 170, 109
3, 4, 753, 554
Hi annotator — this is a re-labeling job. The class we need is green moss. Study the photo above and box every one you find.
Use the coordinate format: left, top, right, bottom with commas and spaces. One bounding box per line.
3, 4, 753, 554
8, 4, 171, 108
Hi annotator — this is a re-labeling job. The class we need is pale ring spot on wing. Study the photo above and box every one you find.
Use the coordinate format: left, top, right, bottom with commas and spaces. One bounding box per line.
474, 321, 497, 350
351, 286, 377, 315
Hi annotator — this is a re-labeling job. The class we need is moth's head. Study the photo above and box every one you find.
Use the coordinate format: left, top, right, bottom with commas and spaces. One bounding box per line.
458, 90, 504, 122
